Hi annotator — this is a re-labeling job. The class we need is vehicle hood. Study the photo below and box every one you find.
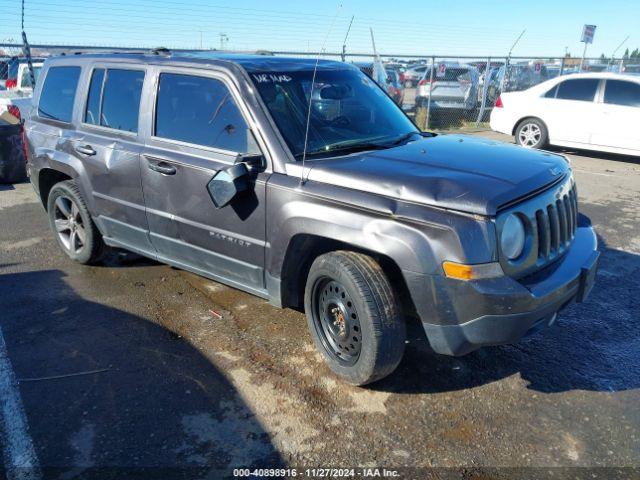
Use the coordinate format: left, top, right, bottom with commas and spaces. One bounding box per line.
303, 134, 570, 216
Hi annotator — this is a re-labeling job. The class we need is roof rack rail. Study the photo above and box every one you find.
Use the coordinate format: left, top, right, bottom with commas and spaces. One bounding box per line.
59, 49, 146, 56
149, 47, 171, 56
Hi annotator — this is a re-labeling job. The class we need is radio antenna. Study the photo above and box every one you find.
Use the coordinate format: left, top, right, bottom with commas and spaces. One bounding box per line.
300, 5, 343, 186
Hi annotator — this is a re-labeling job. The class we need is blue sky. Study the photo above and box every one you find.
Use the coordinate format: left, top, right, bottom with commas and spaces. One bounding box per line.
1, 0, 638, 58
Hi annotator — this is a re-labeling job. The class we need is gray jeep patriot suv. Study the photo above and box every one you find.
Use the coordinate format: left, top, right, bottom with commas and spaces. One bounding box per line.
25, 51, 599, 385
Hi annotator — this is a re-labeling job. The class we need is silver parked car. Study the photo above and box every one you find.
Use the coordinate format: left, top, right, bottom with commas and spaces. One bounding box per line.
415, 63, 480, 111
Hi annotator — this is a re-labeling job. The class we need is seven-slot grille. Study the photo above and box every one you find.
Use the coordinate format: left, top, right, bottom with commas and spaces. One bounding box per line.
498, 173, 578, 279
534, 183, 578, 263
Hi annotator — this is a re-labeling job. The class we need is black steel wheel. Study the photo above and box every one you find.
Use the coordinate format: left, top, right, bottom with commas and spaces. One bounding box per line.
311, 277, 363, 366
304, 251, 406, 386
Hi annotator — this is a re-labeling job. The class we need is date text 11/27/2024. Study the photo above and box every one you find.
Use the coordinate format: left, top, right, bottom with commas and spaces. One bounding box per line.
233, 468, 401, 477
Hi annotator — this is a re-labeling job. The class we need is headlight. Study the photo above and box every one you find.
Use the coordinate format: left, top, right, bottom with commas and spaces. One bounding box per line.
500, 214, 525, 260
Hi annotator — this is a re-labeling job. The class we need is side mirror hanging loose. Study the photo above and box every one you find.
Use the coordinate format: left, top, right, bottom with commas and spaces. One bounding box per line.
207, 163, 249, 209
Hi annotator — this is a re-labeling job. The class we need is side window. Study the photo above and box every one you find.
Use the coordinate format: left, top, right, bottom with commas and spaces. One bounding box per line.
100, 69, 145, 133
555, 79, 599, 102
38, 66, 81, 123
154, 73, 259, 154
84, 68, 105, 125
604, 80, 640, 107
544, 84, 558, 98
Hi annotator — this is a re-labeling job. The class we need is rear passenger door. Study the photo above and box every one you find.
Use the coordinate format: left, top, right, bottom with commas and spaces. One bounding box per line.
542, 78, 600, 144
591, 79, 640, 152
73, 65, 154, 255
140, 69, 269, 294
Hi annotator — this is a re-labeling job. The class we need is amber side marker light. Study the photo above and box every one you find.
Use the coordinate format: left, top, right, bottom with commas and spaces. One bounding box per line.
442, 261, 503, 281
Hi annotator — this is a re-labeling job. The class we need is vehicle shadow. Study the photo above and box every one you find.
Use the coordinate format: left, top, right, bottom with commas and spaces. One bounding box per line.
374, 236, 640, 395
545, 145, 640, 165
0, 268, 283, 479
102, 249, 162, 268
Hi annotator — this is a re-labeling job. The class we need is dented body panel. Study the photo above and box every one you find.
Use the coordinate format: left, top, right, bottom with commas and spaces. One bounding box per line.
26, 53, 599, 357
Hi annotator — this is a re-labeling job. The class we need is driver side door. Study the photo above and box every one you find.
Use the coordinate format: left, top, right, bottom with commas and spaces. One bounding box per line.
140, 68, 270, 294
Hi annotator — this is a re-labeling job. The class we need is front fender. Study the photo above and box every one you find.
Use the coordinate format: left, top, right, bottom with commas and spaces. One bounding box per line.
270, 199, 444, 276
266, 175, 498, 281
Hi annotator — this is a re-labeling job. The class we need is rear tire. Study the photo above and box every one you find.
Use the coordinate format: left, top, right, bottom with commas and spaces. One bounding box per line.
304, 251, 406, 386
47, 180, 106, 265
515, 118, 549, 149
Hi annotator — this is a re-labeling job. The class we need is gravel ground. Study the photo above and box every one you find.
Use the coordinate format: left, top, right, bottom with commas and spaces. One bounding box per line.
0, 132, 639, 479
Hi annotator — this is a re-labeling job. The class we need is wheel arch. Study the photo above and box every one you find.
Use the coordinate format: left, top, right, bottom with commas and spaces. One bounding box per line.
512, 115, 549, 136
37, 168, 73, 210
277, 233, 416, 317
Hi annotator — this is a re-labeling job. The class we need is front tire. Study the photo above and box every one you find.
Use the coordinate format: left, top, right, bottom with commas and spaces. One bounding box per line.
47, 180, 106, 264
515, 118, 548, 149
304, 251, 406, 386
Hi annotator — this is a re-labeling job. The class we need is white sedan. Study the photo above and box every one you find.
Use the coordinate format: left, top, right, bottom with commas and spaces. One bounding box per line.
490, 73, 640, 156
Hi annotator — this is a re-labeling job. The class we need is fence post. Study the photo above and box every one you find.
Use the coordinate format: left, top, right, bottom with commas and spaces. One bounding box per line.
500, 56, 509, 93
560, 57, 565, 76
425, 56, 435, 130
476, 56, 491, 126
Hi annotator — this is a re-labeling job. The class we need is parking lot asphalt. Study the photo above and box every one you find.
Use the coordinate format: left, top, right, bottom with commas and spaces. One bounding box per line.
1, 132, 639, 478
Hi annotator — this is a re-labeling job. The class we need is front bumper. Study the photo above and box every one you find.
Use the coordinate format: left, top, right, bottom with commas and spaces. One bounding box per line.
404, 224, 599, 356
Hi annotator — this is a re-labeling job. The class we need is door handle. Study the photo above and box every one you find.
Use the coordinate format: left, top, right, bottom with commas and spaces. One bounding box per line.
147, 161, 177, 175
75, 145, 96, 156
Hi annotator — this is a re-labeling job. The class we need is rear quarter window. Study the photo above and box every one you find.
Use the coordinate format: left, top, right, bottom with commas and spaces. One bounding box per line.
38, 66, 81, 123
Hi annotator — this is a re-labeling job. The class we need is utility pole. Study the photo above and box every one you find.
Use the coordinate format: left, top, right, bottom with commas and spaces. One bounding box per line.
341, 16, 354, 62
507, 29, 526, 59
579, 43, 588, 71
609, 35, 629, 66
502, 30, 525, 92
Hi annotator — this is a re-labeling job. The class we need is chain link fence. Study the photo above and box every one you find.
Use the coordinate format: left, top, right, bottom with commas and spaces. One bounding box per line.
358, 54, 640, 131
2, 42, 639, 130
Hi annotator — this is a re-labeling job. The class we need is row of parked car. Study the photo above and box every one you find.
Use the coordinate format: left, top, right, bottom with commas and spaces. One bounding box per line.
383, 59, 640, 113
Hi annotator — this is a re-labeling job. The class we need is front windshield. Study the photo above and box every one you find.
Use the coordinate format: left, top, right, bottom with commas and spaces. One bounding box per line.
250, 67, 418, 159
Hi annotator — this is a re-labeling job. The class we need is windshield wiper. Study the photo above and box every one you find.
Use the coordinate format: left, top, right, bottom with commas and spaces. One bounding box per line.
297, 141, 389, 159
296, 132, 424, 160
386, 131, 421, 147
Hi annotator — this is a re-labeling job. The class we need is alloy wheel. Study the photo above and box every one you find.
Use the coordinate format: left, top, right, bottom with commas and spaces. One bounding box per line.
518, 123, 542, 148
53, 195, 86, 254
